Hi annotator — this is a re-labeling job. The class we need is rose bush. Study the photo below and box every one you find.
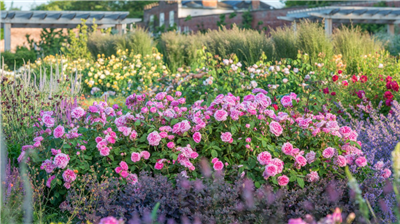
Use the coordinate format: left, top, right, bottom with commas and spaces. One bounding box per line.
19, 88, 385, 206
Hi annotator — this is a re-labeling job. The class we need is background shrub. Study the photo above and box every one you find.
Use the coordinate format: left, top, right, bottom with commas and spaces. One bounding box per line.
1, 46, 37, 69
270, 25, 298, 60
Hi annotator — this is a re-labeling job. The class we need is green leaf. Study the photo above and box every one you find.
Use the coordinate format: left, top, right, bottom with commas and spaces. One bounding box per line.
255, 181, 261, 188
134, 120, 141, 126
297, 178, 305, 188
211, 150, 218, 158
171, 119, 179, 125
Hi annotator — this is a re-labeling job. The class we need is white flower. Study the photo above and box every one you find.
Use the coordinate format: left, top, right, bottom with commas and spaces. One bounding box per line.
237, 62, 242, 67
378, 63, 384, 68
282, 78, 289, 83
283, 68, 290, 75
305, 75, 311, 81
100, 74, 106, 79
293, 68, 299, 73
251, 80, 258, 88
301, 83, 308, 87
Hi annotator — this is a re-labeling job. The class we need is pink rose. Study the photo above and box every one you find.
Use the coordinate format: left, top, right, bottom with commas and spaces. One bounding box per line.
140, 151, 151, 160
53, 153, 70, 169
374, 161, 384, 170
42, 114, 55, 127
382, 169, 391, 178
129, 130, 138, 140
355, 156, 367, 167
127, 173, 138, 185
211, 158, 219, 164
120, 171, 129, 178
306, 171, 319, 182
288, 218, 307, 224
167, 142, 175, 149
41, 159, 56, 173
281, 142, 293, 155
277, 175, 289, 186
115, 167, 122, 174
305, 151, 316, 164
271, 158, 284, 173
193, 132, 202, 143
336, 155, 347, 167
221, 132, 232, 143
71, 107, 86, 119
62, 169, 77, 183
46, 175, 56, 188
257, 152, 272, 165
99, 216, 123, 224
131, 152, 141, 162
119, 161, 128, 170
154, 162, 164, 170
147, 131, 162, 146
53, 125, 65, 138
64, 182, 71, 189
295, 155, 307, 167
348, 131, 358, 141
263, 164, 278, 178
213, 161, 224, 170
99, 147, 110, 156
322, 147, 335, 159
269, 121, 283, 137
280, 95, 293, 108
339, 126, 352, 138
214, 109, 228, 121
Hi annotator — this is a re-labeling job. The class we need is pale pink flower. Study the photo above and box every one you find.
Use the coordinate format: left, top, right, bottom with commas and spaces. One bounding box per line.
355, 156, 367, 167
53, 153, 70, 169
295, 155, 307, 167
288, 218, 307, 224
214, 109, 228, 121
322, 147, 335, 158
213, 161, 224, 170
336, 155, 347, 167
305, 151, 316, 164
339, 126, 352, 138
220, 132, 232, 142
263, 164, 278, 177
382, 169, 391, 178
99, 216, 123, 224
271, 158, 284, 173
71, 107, 86, 119
269, 121, 283, 137
131, 152, 141, 162
41, 159, 56, 173
140, 151, 151, 160
62, 169, 77, 183
127, 173, 138, 185
42, 114, 55, 127
280, 95, 293, 108
129, 130, 138, 140
246, 137, 251, 143
53, 125, 65, 138
193, 132, 202, 143
374, 161, 384, 170
147, 131, 162, 146
277, 175, 289, 186
99, 147, 110, 156
306, 171, 319, 182
257, 152, 272, 165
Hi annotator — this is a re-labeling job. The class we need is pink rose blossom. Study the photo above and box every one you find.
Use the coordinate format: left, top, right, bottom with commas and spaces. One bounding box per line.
288, 218, 307, 224
213, 161, 224, 170
355, 156, 367, 167
155, 162, 164, 170
295, 155, 307, 167
339, 126, 352, 138
131, 152, 141, 162
99, 147, 110, 156
62, 169, 77, 183
119, 161, 128, 170
269, 121, 283, 137
53, 125, 65, 138
41, 160, 56, 173
322, 147, 335, 159
147, 131, 162, 146
53, 153, 70, 169
120, 171, 129, 178
277, 175, 289, 186
305, 151, 316, 164
129, 130, 138, 140
99, 216, 123, 224
306, 171, 319, 182
115, 167, 122, 174
246, 124, 250, 128
221, 132, 232, 143
336, 155, 347, 167
167, 142, 175, 149
211, 158, 219, 164
263, 164, 278, 178
374, 161, 384, 170
280, 95, 293, 108
246, 138, 251, 143
193, 132, 202, 143
382, 169, 391, 178
281, 142, 293, 155
140, 151, 151, 160
71, 107, 86, 119
46, 175, 56, 188
214, 109, 228, 121
257, 152, 272, 165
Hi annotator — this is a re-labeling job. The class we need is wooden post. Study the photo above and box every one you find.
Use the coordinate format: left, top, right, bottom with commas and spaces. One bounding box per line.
4, 23, 11, 51
325, 18, 332, 36
387, 24, 395, 35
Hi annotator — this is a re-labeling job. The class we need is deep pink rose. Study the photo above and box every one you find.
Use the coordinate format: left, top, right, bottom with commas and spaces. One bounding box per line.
99, 216, 123, 224
277, 175, 289, 186
46, 175, 56, 188
140, 151, 151, 160
167, 142, 175, 149
71, 107, 85, 119
263, 164, 278, 178
339, 126, 352, 138
213, 161, 224, 170
280, 95, 293, 108
288, 218, 307, 224
193, 132, 202, 143
257, 152, 272, 165
119, 161, 128, 170
154, 162, 164, 170
99, 147, 110, 156
295, 155, 307, 167
41, 159, 56, 173
62, 169, 77, 183
281, 142, 293, 155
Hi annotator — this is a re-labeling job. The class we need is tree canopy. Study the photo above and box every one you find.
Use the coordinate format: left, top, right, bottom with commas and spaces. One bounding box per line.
33, 1, 156, 18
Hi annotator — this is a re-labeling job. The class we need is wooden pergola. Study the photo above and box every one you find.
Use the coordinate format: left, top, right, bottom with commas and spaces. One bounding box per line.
278, 6, 400, 36
0, 11, 141, 51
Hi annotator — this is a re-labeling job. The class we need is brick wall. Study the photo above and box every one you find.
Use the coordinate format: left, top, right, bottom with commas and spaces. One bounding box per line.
141, 1, 179, 29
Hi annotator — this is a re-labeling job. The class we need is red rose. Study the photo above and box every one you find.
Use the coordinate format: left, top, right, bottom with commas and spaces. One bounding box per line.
386, 76, 392, 83
331, 92, 336, 96
351, 75, 358, 83
357, 90, 365, 99
332, 75, 339, 82
338, 70, 342, 74
360, 75, 368, 83
323, 88, 329, 94
272, 104, 278, 111
384, 91, 393, 100
386, 99, 393, 107
387, 81, 399, 92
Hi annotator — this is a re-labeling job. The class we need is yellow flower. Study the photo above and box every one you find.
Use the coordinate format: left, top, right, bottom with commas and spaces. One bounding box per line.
106, 83, 110, 88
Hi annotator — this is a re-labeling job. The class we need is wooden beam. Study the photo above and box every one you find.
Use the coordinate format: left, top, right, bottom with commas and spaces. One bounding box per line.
325, 18, 332, 36
3, 23, 11, 51
388, 24, 395, 35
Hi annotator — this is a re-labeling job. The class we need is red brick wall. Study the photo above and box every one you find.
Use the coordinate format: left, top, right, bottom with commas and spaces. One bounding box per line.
141, 1, 178, 29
